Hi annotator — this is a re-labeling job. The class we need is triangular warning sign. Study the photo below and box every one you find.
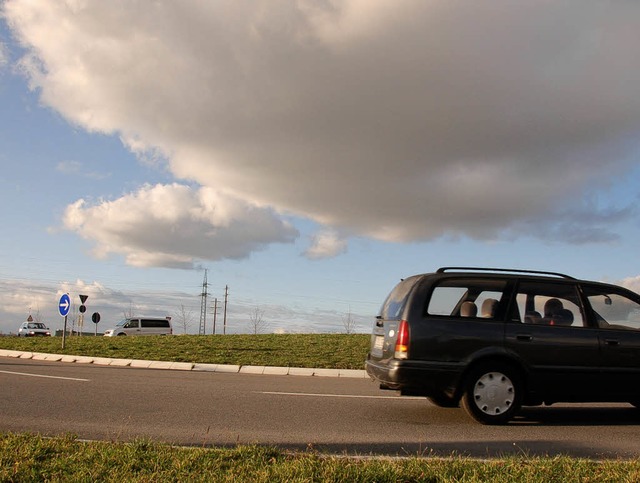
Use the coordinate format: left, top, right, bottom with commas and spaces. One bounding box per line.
79, 294, 89, 304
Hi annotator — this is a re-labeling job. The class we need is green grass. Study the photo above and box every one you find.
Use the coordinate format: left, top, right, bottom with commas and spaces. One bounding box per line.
2, 433, 640, 482
0, 334, 370, 369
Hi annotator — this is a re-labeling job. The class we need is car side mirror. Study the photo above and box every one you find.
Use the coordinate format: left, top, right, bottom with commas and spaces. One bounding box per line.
604, 296, 612, 306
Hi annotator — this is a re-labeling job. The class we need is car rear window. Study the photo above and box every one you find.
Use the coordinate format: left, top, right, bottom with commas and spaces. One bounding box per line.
378, 276, 421, 320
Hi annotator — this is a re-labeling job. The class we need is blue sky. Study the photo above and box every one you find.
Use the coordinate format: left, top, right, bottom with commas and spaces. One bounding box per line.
1, 1, 640, 335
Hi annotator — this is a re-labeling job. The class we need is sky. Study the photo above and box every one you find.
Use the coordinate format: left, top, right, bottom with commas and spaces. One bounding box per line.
1, 0, 640, 336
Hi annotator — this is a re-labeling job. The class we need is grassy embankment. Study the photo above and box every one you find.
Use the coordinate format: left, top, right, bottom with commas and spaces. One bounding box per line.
0, 333, 370, 369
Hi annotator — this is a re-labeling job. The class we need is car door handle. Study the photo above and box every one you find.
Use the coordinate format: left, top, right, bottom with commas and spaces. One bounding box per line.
604, 339, 619, 346
516, 334, 533, 342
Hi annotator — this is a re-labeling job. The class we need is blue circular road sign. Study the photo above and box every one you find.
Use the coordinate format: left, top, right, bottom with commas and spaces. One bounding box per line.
58, 294, 71, 317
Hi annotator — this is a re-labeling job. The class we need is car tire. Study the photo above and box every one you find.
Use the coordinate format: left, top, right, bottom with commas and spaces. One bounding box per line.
427, 393, 459, 408
461, 363, 522, 425
116, 333, 126, 336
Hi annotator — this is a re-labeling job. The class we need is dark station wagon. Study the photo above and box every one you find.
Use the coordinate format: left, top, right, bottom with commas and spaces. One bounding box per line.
365, 267, 640, 424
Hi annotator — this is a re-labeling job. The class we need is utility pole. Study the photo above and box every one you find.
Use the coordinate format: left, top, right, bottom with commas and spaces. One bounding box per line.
198, 269, 209, 335
211, 298, 218, 335
223, 285, 229, 335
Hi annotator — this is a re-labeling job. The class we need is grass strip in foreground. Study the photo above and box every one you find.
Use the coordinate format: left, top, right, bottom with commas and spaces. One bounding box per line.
2, 433, 640, 482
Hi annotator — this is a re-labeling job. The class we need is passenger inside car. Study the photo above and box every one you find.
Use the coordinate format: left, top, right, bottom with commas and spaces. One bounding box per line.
460, 301, 477, 317
551, 308, 574, 326
523, 311, 541, 324
480, 298, 498, 318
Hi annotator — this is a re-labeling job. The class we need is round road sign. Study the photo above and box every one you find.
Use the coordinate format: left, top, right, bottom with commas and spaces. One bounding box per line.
58, 294, 71, 317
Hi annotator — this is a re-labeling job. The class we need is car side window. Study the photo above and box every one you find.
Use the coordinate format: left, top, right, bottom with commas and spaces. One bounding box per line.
516, 282, 585, 327
426, 279, 506, 319
142, 319, 169, 328
584, 287, 640, 330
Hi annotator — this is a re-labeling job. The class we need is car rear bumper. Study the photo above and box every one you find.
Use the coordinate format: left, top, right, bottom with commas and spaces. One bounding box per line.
365, 357, 463, 397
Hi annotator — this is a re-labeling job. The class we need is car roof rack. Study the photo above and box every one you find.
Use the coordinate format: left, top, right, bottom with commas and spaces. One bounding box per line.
436, 267, 576, 280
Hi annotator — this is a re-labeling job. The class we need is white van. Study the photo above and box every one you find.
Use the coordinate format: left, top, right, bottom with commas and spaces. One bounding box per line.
103, 317, 172, 336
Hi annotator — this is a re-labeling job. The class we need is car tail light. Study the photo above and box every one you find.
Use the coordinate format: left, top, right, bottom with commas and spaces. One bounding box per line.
394, 320, 409, 359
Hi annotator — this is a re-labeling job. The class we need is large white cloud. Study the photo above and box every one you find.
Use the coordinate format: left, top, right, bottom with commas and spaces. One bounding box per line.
4, 0, 640, 263
62, 183, 298, 268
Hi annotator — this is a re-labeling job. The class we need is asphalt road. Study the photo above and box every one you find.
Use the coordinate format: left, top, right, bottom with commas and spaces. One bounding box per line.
2, 357, 640, 458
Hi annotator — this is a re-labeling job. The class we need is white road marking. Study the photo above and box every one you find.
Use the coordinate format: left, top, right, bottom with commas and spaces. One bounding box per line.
258, 391, 423, 400
0, 370, 90, 382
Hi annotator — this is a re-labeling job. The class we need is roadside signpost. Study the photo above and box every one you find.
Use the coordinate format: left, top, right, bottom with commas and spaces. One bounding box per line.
79, 294, 88, 313
78, 295, 88, 336
58, 294, 71, 317
59, 294, 71, 349
58, 293, 98, 342
92, 312, 100, 337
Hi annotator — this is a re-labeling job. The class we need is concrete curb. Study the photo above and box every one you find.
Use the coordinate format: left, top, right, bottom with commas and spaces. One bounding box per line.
0, 349, 368, 378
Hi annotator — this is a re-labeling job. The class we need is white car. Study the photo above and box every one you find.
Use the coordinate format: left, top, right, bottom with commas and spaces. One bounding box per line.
103, 317, 172, 336
18, 322, 51, 337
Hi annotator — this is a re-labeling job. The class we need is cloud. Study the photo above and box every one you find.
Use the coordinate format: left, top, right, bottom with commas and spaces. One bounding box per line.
621, 276, 640, 295
62, 183, 298, 268
5, 0, 640, 260
0, 41, 7, 69
56, 160, 111, 180
304, 230, 347, 260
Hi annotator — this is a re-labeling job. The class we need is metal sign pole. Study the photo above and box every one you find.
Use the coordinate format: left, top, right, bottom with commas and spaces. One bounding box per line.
92, 312, 101, 337
62, 315, 67, 350
59, 293, 71, 350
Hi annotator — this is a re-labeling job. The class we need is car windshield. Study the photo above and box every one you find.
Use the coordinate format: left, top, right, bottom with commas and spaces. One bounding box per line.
115, 319, 128, 327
